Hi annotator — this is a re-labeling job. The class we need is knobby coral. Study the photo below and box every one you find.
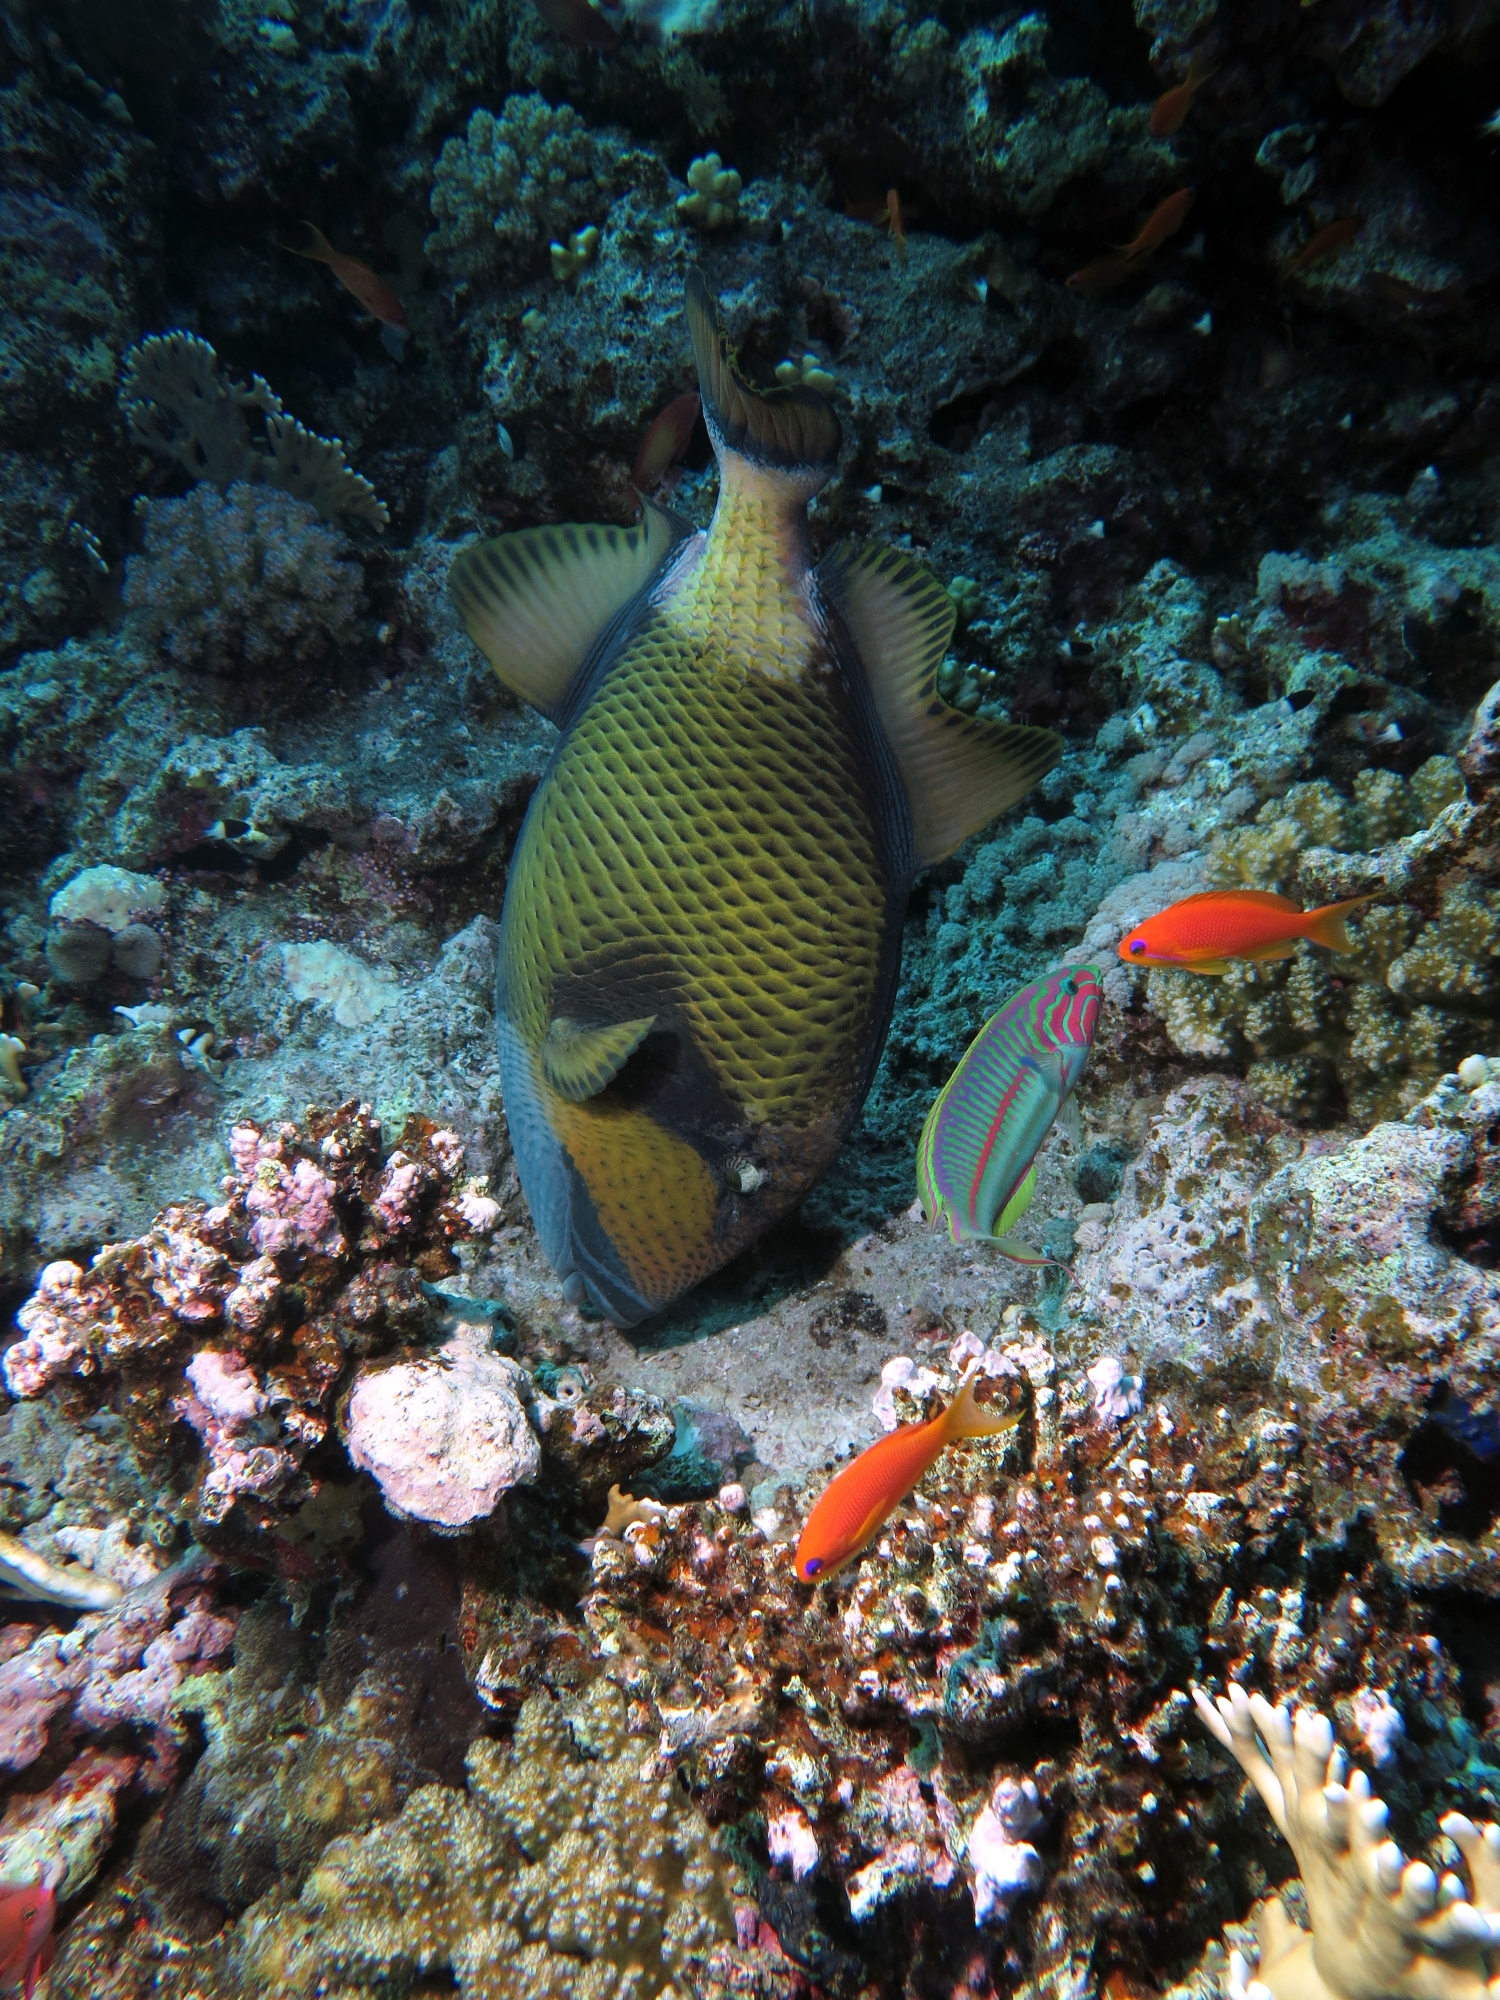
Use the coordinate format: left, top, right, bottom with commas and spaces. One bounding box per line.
1194, 1683, 1500, 2000
121, 332, 389, 530
123, 483, 365, 675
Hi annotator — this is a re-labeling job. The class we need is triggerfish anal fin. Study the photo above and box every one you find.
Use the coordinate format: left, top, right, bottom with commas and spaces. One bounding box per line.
816, 542, 1063, 865
448, 503, 689, 721
543, 1014, 657, 1101
685, 268, 842, 472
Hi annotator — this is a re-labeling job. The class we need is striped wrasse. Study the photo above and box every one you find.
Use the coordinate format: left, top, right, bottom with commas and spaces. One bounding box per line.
916, 965, 1103, 1264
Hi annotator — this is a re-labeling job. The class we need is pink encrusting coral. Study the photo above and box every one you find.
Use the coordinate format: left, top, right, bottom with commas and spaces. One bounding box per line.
233, 1122, 345, 1258
5, 1261, 95, 1397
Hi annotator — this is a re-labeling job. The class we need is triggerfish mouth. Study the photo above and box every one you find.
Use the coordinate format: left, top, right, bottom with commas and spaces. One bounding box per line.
448, 271, 1062, 1325
916, 965, 1103, 1264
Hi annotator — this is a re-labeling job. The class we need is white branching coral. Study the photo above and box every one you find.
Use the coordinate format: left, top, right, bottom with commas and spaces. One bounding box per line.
1192, 1683, 1500, 2000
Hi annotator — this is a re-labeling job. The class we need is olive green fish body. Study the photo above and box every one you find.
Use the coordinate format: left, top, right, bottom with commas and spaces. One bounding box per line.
453, 274, 1063, 1324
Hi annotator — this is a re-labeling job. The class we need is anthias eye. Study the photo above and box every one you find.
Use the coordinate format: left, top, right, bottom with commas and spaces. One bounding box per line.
1129, 939, 1146, 954
804, 1557, 823, 1577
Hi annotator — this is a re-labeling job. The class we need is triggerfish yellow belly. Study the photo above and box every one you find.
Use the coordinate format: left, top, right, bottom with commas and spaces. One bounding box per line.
448, 272, 1062, 1325
795, 1364, 1021, 1582
917, 965, 1103, 1265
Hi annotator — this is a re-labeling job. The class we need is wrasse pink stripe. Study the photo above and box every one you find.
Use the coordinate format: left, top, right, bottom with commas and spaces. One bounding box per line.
965, 1065, 1027, 1217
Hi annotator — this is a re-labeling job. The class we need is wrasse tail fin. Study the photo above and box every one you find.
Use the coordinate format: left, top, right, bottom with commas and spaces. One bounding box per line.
942, 1364, 1024, 1443
816, 542, 1062, 864
448, 503, 688, 720
685, 268, 841, 472
1303, 893, 1377, 953
543, 1015, 657, 1100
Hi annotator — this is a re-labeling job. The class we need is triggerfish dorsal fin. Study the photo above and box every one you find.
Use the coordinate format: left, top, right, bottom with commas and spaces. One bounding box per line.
816, 542, 1062, 864
543, 1014, 657, 1100
448, 503, 689, 720
685, 268, 841, 474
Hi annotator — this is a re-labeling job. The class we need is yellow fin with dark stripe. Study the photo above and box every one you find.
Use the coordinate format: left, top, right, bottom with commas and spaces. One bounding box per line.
686, 268, 841, 473
449, 503, 687, 720
543, 1014, 657, 1101
817, 542, 1063, 865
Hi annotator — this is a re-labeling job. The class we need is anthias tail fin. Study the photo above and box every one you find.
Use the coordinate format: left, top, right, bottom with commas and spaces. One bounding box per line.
943, 1363, 1024, 1442
685, 268, 841, 472
543, 1015, 657, 1101
449, 503, 687, 720
817, 542, 1062, 866
1303, 893, 1377, 953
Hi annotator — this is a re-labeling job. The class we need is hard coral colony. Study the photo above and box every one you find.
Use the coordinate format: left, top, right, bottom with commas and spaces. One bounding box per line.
1, 0, 1500, 1996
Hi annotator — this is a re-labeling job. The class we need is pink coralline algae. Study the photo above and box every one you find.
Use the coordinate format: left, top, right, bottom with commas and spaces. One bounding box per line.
3, 1103, 494, 1549
1086, 1355, 1144, 1423
0, 1558, 234, 1780
967, 1775, 1044, 1924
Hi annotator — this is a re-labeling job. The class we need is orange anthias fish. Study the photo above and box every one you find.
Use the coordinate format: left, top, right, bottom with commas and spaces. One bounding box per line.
534, 0, 619, 49
1066, 252, 1140, 296
1116, 187, 1196, 259
0, 1876, 57, 2000
794, 1365, 1021, 1583
1284, 216, 1361, 275
886, 187, 908, 263
1118, 888, 1377, 975
1150, 50, 1216, 138
631, 390, 701, 493
285, 224, 408, 333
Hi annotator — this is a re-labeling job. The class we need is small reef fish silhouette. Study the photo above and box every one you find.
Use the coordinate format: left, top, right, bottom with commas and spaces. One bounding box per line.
533, 0, 620, 49
1283, 216, 1361, 275
448, 271, 1061, 1323
1150, 49, 1215, 138
795, 1364, 1021, 1582
1118, 888, 1377, 974
1068, 189, 1195, 293
632, 391, 702, 493
916, 965, 1102, 1264
0, 1529, 123, 1610
0, 1874, 58, 2000
283, 223, 408, 335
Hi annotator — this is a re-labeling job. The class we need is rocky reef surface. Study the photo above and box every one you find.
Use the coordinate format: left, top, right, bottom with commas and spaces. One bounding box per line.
3, 0, 1500, 1991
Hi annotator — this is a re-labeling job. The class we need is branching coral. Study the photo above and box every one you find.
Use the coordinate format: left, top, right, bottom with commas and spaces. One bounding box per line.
234, 1675, 740, 1998
1193, 1683, 1500, 2000
121, 332, 389, 530
428, 96, 627, 282
123, 483, 365, 676
1142, 746, 1499, 1122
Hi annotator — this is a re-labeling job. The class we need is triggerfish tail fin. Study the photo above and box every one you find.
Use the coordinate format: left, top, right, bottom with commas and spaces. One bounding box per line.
685, 267, 842, 474
1302, 893, 1377, 954
543, 1014, 657, 1100
817, 543, 1062, 864
448, 503, 690, 720
940, 1362, 1024, 1443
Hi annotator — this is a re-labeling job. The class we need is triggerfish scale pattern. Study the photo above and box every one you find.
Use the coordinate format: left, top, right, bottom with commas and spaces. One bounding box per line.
917, 965, 1102, 1263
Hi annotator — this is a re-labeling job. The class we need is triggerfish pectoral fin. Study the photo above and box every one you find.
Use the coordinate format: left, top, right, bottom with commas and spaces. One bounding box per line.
815, 541, 1063, 865
448, 502, 690, 720
543, 1015, 658, 1100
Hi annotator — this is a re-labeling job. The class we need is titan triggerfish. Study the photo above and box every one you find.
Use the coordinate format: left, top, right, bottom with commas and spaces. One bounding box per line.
448, 271, 1063, 1324
917, 965, 1103, 1264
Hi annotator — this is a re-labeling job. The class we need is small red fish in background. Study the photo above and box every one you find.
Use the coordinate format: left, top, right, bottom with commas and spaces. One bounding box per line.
1118, 888, 1377, 975
631, 390, 701, 494
1150, 49, 1216, 138
1116, 187, 1196, 259
533, 0, 619, 49
0, 1874, 57, 2000
1284, 216, 1361, 275
886, 187, 908, 262
794, 1365, 1020, 1583
1067, 189, 1194, 293
284, 223, 409, 334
